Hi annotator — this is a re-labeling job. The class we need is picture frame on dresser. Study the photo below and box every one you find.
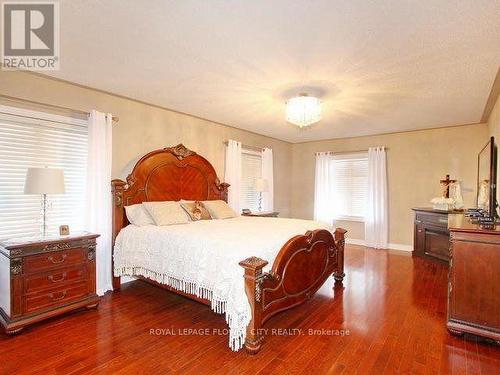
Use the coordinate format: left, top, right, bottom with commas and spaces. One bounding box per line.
0, 232, 100, 334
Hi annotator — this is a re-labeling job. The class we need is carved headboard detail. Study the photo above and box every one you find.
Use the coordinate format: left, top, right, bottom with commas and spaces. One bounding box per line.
111, 144, 229, 245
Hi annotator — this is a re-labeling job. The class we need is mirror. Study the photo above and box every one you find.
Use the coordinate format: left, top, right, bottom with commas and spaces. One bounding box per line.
477, 136, 497, 218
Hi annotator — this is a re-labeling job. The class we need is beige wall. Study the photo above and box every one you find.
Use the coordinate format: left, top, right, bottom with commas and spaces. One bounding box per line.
0, 71, 293, 216
487, 95, 500, 203
488, 95, 500, 144
0, 71, 492, 245
291, 124, 489, 245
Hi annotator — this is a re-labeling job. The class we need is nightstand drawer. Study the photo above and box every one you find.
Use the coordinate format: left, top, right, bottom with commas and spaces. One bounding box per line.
24, 249, 86, 274
25, 281, 89, 314
24, 266, 87, 294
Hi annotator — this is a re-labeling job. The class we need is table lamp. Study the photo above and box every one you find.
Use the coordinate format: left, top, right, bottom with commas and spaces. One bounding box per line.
24, 167, 65, 237
254, 178, 268, 212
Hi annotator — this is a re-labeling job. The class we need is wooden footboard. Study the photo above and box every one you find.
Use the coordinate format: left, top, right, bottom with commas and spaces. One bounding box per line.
239, 227, 346, 354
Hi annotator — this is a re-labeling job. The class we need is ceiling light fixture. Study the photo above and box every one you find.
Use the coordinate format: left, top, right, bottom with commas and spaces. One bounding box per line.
285, 93, 321, 128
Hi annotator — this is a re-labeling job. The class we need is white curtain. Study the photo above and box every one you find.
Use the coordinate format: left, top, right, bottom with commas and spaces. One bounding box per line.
314, 152, 335, 226
224, 140, 242, 214
365, 147, 388, 249
85, 110, 113, 295
261, 148, 274, 211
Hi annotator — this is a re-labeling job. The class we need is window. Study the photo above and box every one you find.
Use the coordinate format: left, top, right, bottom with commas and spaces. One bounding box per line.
240, 149, 262, 211
332, 153, 368, 221
0, 105, 88, 239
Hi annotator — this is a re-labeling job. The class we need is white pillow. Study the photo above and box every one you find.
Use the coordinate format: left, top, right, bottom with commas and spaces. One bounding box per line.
142, 201, 189, 225
125, 204, 155, 226
202, 200, 238, 219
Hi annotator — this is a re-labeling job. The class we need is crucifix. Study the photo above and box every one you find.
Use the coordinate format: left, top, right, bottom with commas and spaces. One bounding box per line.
440, 174, 456, 198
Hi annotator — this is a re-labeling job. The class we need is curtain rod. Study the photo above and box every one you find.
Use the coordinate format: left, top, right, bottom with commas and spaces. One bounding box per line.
0, 94, 119, 123
223, 141, 265, 152
316, 147, 388, 155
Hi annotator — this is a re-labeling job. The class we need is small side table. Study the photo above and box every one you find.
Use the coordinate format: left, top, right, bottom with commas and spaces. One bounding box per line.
0, 232, 100, 334
242, 211, 279, 218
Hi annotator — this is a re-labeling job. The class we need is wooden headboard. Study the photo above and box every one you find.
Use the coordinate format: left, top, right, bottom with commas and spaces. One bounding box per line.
111, 144, 229, 246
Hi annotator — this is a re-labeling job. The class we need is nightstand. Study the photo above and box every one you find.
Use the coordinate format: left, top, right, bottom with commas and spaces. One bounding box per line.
242, 211, 279, 217
0, 232, 100, 334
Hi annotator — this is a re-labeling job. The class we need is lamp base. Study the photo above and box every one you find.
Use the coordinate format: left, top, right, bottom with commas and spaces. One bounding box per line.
40, 193, 49, 237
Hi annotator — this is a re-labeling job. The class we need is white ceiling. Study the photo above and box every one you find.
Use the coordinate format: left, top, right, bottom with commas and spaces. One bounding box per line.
46, 0, 500, 142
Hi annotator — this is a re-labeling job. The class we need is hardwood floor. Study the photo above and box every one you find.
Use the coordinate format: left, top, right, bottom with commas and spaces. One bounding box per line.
1, 245, 498, 374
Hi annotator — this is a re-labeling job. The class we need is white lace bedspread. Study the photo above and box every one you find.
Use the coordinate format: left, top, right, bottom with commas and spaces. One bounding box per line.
113, 216, 330, 351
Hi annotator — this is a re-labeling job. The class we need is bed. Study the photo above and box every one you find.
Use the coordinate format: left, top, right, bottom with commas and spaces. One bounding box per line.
111, 144, 346, 354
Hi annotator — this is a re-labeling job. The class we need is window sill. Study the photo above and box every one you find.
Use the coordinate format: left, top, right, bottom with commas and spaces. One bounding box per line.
335, 216, 365, 223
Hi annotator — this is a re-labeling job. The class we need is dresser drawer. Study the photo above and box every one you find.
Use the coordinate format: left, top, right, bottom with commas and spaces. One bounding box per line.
24, 266, 87, 294
24, 249, 86, 274
416, 213, 449, 227
25, 281, 89, 314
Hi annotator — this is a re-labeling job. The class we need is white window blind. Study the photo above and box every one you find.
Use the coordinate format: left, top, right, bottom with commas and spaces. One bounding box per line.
240, 149, 262, 212
332, 153, 368, 221
0, 106, 88, 239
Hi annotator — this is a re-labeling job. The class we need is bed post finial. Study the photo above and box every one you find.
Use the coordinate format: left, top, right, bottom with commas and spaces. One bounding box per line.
239, 256, 268, 354
215, 177, 230, 202
333, 228, 347, 282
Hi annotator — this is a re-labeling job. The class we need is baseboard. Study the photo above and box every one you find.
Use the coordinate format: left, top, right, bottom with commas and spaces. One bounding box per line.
346, 238, 413, 252
121, 276, 136, 284
387, 243, 413, 252
345, 238, 367, 246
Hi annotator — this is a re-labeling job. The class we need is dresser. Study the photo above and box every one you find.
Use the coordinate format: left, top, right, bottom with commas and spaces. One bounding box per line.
447, 216, 499, 343
0, 232, 100, 334
413, 208, 458, 262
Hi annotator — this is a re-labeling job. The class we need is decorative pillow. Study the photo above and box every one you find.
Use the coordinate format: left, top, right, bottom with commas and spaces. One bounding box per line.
142, 201, 189, 225
180, 201, 212, 221
125, 204, 155, 226
202, 200, 238, 219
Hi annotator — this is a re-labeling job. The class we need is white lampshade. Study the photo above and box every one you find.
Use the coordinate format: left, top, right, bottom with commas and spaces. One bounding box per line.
24, 167, 65, 195
254, 178, 268, 192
